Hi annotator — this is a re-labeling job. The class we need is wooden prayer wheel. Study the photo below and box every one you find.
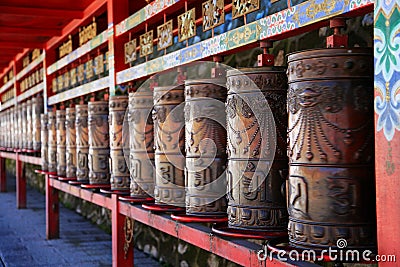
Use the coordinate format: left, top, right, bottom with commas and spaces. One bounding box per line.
47, 111, 57, 173
128, 90, 154, 198
184, 79, 227, 216
41, 114, 48, 171
26, 99, 33, 150
17, 104, 23, 149
21, 102, 27, 149
2, 110, 6, 148
32, 97, 44, 151
56, 110, 66, 177
66, 108, 77, 178
0, 112, 3, 147
3, 110, 8, 148
13, 107, 17, 148
153, 85, 185, 206
286, 48, 376, 250
76, 105, 89, 182
226, 67, 288, 231
109, 95, 130, 191
88, 101, 110, 185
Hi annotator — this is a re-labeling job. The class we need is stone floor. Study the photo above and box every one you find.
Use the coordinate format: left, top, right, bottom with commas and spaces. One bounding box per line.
0, 177, 161, 267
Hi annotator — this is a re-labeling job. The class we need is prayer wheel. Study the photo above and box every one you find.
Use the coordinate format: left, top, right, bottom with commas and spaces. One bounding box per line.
88, 101, 110, 185
109, 96, 130, 191
17, 104, 23, 149
32, 97, 44, 151
41, 114, 48, 171
56, 110, 66, 177
0, 112, 3, 148
26, 99, 33, 150
184, 79, 227, 216
153, 85, 185, 206
66, 108, 77, 178
76, 105, 89, 183
11, 107, 18, 148
286, 48, 376, 250
21, 102, 27, 149
47, 111, 57, 173
128, 90, 154, 198
2, 110, 6, 148
226, 67, 288, 231
3, 110, 7, 148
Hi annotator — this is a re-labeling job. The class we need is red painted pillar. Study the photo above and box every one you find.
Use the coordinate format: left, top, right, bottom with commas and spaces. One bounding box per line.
0, 157, 6, 192
46, 174, 59, 239
374, 0, 400, 264
107, 0, 129, 96
16, 152, 26, 208
112, 194, 133, 267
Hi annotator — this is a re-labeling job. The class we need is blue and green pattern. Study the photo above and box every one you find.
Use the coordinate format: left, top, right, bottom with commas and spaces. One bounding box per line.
374, 0, 400, 141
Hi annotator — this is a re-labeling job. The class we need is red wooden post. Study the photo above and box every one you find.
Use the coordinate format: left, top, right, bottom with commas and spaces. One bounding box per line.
0, 157, 6, 192
16, 152, 26, 208
46, 174, 59, 239
107, 0, 129, 96
112, 194, 133, 267
374, 1, 400, 264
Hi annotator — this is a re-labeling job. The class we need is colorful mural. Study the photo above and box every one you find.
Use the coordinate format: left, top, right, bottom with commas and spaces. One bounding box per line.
374, 0, 400, 141
117, 0, 373, 84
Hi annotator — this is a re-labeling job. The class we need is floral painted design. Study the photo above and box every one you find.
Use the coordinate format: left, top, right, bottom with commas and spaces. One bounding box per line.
375, 79, 400, 141
374, 1, 400, 141
374, 9, 400, 80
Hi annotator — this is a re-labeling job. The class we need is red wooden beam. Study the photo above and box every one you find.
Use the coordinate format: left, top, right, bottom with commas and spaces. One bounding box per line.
112, 194, 133, 267
0, 41, 45, 49
49, 178, 113, 209
19, 155, 41, 165
0, 6, 83, 19
46, 0, 107, 50
46, 174, 59, 239
0, 26, 62, 37
16, 153, 26, 209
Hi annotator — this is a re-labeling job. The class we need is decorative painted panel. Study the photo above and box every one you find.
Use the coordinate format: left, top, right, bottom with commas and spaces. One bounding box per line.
202, 0, 225, 31
140, 30, 154, 57
157, 20, 173, 50
117, 0, 374, 84
232, 0, 260, 19
178, 8, 196, 42
124, 39, 137, 64
374, 0, 400, 141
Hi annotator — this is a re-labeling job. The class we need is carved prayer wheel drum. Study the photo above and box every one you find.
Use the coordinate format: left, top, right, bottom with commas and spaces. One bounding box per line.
32, 97, 44, 151
128, 90, 155, 198
13, 107, 18, 148
153, 85, 185, 206
56, 110, 67, 177
287, 48, 375, 250
109, 96, 130, 191
66, 108, 77, 178
184, 79, 227, 216
76, 105, 89, 182
226, 67, 288, 231
88, 101, 110, 185
21, 102, 27, 149
41, 114, 48, 171
17, 104, 23, 149
26, 99, 33, 150
47, 111, 57, 173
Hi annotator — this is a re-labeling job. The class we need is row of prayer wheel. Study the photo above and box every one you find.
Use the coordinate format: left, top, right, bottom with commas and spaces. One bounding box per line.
0, 97, 43, 151
37, 47, 375, 251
